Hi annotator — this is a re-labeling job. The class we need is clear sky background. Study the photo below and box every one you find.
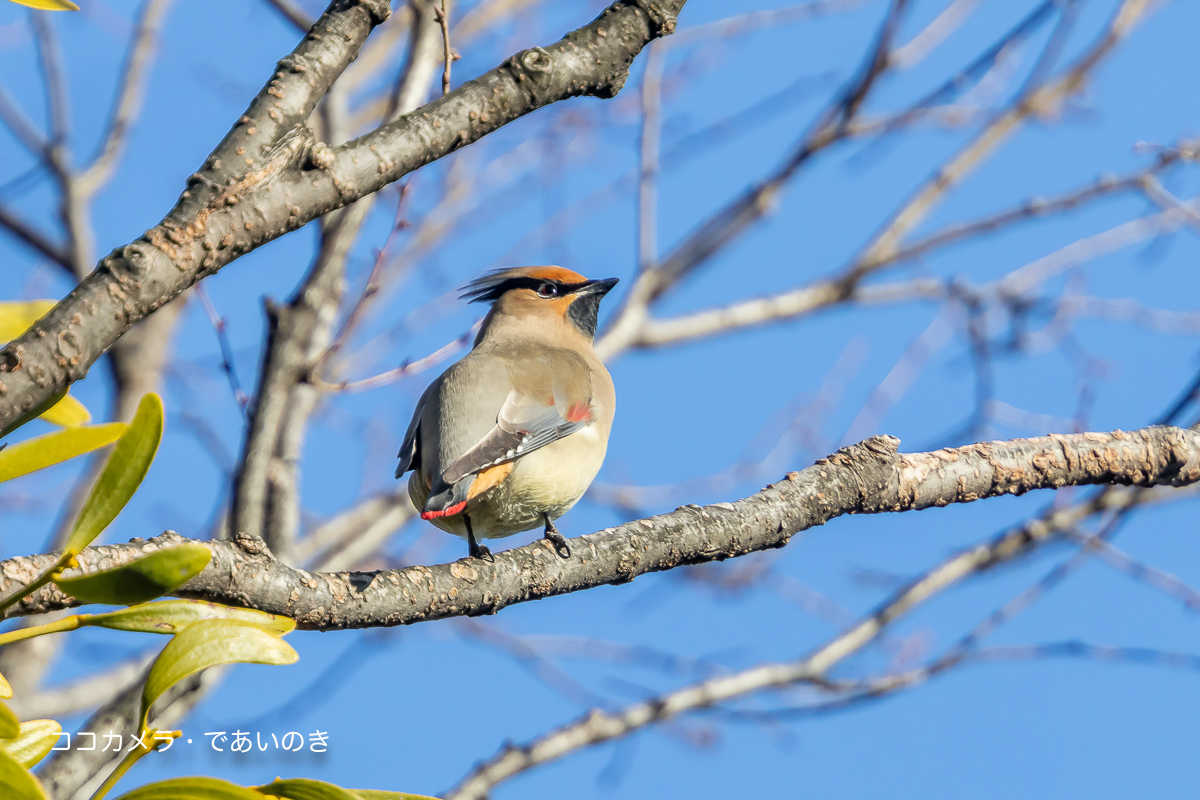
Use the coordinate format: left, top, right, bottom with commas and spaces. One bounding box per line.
3, 0, 1200, 797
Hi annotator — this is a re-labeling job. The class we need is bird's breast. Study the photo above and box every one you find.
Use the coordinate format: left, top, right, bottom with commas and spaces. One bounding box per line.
508, 424, 607, 506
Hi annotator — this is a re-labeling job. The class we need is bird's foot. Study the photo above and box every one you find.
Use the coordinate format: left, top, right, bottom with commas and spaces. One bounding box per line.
543, 517, 571, 559
468, 538, 494, 562
465, 519, 494, 563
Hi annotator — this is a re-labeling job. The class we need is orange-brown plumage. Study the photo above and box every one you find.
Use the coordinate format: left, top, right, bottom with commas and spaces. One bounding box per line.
504, 265, 588, 283
466, 462, 515, 501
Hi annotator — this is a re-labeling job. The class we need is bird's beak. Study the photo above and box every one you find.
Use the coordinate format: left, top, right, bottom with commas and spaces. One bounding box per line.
580, 277, 619, 297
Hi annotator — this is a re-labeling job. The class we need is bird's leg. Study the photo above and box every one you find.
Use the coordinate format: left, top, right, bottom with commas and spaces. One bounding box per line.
542, 514, 571, 559
464, 515, 493, 562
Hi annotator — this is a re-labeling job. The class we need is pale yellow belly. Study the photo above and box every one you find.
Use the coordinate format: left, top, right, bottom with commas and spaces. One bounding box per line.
409, 427, 607, 540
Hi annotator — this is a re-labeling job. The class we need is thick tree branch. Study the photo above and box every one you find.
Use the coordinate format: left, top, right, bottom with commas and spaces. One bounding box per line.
3, 426, 1197, 628
0, 0, 685, 432
234, 13, 444, 559
232, 205, 359, 557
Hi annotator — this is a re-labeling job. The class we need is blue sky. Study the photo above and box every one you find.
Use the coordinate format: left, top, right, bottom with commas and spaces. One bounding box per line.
3, 0, 1200, 797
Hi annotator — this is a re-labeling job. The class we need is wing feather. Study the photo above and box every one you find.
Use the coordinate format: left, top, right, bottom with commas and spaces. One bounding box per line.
395, 381, 436, 478
423, 388, 593, 514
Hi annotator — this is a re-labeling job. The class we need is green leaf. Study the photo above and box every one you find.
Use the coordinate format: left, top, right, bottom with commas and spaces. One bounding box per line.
65, 393, 163, 555
257, 782, 440, 800
4, 0, 80, 9
113, 777, 265, 800
38, 393, 90, 428
141, 619, 297, 726
0, 720, 62, 768
88, 599, 296, 636
0, 301, 55, 343
258, 779, 359, 800
0, 423, 125, 483
0, 702, 19, 739
0, 747, 48, 800
54, 544, 211, 606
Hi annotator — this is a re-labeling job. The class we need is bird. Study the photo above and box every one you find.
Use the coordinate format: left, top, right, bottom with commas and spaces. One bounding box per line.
395, 266, 618, 561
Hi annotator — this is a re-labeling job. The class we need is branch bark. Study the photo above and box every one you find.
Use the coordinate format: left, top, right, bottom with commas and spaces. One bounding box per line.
0, 0, 685, 432
4, 426, 1197, 628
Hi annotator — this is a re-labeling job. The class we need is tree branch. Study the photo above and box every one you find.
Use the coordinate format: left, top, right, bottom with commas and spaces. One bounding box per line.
78, 0, 174, 196
4, 426, 1198, 628
264, 0, 315, 34
0, 203, 71, 270
444, 468, 1172, 800
0, 0, 686, 432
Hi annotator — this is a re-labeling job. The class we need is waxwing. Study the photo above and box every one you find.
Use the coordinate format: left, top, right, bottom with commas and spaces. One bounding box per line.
395, 266, 618, 560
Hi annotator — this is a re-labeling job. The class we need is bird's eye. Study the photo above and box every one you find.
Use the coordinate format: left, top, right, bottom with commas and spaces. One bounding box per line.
537, 283, 558, 298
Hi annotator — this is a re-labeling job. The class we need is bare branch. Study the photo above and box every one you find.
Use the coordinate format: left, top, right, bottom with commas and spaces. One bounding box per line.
78, 0, 174, 195
7, 651, 153, 720
195, 284, 249, 412
231, 201, 365, 558
5, 425, 1199, 629
295, 489, 416, 569
31, 12, 70, 152
598, 0, 909, 358
309, 327, 472, 392
891, 0, 980, 67
852, 0, 1156, 276
264, 0, 315, 33
388, 1, 442, 122
233, 2, 450, 558
0, 83, 48, 156
0, 0, 687, 434
434, 0, 453, 95
0, 203, 71, 269
637, 41, 665, 271
623, 156, 1185, 351
444, 475, 1165, 799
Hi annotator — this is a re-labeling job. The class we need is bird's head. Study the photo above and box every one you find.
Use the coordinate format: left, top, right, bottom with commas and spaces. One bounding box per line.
461, 266, 619, 342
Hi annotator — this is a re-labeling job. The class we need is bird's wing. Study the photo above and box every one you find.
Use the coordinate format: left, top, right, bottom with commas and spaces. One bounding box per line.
395, 380, 436, 478
421, 351, 595, 518
441, 388, 593, 485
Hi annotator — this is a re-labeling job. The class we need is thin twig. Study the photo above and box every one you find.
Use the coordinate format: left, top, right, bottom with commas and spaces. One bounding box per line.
309, 327, 475, 393
312, 183, 413, 381
599, 0, 911, 358
637, 42, 665, 272
0, 83, 47, 156
194, 284, 249, 413
435, 0, 453, 95
852, 0, 1157, 276
263, 0, 313, 33
79, 0, 174, 195
0, 203, 70, 269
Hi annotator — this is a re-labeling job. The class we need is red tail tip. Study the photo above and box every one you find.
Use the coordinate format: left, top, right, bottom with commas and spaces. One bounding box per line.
421, 500, 467, 520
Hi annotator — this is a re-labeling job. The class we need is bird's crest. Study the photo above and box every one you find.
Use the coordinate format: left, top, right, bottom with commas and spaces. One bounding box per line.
461, 266, 589, 304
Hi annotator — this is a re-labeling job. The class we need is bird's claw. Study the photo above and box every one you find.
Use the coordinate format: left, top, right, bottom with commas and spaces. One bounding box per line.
469, 541, 494, 562
542, 520, 571, 559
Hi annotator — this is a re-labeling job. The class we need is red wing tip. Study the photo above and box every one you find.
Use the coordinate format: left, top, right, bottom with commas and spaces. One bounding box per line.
421, 500, 467, 520
565, 402, 593, 423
